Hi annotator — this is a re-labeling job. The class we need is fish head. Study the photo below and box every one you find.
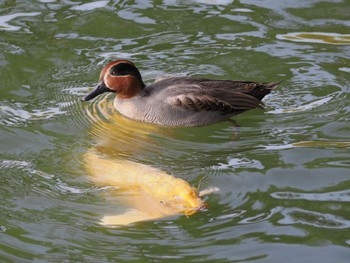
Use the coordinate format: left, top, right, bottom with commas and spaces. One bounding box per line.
160, 186, 207, 216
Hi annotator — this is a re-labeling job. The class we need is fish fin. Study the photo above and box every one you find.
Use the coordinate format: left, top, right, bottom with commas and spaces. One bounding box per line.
100, 209, 162, 226
199, 187, 220, 197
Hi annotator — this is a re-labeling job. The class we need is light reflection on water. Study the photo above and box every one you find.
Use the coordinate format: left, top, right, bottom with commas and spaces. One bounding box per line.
1, 0, 350, 262
277, 32, 350, 45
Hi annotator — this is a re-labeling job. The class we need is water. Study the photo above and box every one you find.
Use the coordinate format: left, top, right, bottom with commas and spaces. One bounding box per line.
1, 0, 350, 262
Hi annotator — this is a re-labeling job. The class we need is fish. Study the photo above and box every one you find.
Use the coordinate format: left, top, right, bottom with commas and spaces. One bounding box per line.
84, 149, 207, 226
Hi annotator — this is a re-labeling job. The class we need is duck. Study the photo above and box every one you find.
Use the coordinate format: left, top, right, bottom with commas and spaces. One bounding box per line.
83, 59, 279, 126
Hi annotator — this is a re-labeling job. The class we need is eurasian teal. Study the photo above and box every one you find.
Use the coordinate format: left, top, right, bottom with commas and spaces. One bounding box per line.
83, 60, 279, 126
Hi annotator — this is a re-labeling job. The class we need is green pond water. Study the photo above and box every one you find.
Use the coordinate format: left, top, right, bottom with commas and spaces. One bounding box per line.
1, 0, 350, 262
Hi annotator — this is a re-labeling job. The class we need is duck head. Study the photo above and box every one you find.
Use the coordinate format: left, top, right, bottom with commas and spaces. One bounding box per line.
83, 60, 145, 101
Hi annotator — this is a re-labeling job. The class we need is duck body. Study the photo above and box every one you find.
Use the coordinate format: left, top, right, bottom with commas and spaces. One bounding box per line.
83, 60, 279, 126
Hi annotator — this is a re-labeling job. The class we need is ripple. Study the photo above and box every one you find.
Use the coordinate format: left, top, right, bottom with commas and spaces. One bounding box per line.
277, 32, 350, 45
0, 100, 68, 127
117, 3, 156, 25
80, 94, 168, 161
0, 159, 100, 196
271, 190, 350, 202
239, 207, 282, 224
264, 140, 350, 151
194, 0, 234, 5
212, 156, 264, 171
339, 67, 350, 73
0, 42, 25, 55
279, 208, 350, 229
293, 141, 350, 148
0, 159, 34, 172
71, 1, 109, 11
0, 12, 40, 32
80, 93, 235, 169
63, 86, 98, 118
267, 95, 334, 114
209, 210, 246, 222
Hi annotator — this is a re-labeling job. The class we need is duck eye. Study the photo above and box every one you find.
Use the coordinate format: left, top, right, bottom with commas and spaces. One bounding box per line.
110, 70, 118, 76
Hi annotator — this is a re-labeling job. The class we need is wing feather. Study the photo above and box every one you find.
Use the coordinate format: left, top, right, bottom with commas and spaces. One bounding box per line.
168, 92, 263, 114
157, 80, 278, 114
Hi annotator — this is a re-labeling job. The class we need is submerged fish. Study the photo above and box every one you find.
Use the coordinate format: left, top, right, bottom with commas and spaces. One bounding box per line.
84, 149, 207, 226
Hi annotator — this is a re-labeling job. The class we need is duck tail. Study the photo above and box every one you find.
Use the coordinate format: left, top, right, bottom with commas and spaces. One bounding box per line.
266, 81, 281, 90
248, 81, 281, 101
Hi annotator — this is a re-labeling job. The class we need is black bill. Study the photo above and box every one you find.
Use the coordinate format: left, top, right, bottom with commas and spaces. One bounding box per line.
82, 81, 113, 101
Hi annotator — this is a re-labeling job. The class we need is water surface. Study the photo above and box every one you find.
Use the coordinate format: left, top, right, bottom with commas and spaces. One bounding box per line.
1, 0, 350, 262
